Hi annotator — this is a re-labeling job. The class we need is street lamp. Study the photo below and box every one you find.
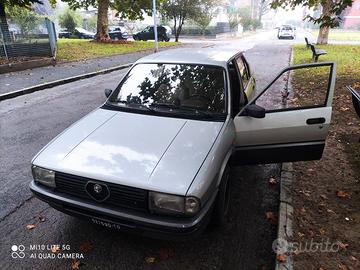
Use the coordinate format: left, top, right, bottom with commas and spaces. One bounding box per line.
152, 0, 159, 52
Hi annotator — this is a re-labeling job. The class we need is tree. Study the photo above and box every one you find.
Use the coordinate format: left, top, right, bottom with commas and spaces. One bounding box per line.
62, 0, 154, 41
270, 0, 353, 44
258, 0, 270, 21
82, 15, 97, 32
161, 0, 216, 42
58, 8, 81, 33
228, 13, 241, 31
0, 0, 43, 44
193, 1, 217, 35
6, 5, 42, 36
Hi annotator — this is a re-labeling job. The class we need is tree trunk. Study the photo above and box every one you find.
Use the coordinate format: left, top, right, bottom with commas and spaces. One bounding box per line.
96, 0, 110, 42
317, 25, 329, 44
316, 0, 332, 44
173, 17, 177, 42
0, 2, 13, 57
175, 19, 184, 42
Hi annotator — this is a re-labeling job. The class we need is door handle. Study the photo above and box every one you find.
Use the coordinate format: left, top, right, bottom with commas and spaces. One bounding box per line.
306, 117, 326, 125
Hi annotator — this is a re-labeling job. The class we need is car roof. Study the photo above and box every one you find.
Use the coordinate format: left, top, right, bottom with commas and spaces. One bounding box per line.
135, 47, 242, 68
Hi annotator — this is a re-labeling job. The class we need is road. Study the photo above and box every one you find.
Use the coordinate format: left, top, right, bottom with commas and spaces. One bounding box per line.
0, 32, 292, 270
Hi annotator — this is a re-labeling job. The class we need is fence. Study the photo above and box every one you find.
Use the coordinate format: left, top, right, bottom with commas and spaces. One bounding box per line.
0, 17, 57, 60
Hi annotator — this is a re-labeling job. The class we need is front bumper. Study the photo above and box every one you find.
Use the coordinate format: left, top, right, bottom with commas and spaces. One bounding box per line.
29, 181, 216, 239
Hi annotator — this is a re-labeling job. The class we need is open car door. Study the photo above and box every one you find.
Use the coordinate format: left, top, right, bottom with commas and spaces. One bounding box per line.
232, 62, 336, 165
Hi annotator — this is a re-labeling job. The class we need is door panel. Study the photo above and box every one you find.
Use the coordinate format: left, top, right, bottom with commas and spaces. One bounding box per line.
234, 107, 331, 146
232, 62, 336, 165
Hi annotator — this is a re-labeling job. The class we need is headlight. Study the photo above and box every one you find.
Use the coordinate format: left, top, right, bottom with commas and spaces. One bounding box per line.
149, 192, 200, 216
31, 165, 55, 188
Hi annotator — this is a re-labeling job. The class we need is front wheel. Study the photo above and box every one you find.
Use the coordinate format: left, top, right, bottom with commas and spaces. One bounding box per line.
211, 165, 231, 226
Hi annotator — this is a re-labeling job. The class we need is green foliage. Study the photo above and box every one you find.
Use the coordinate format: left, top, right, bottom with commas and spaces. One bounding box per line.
161, 0, 216, 41
58, 8, 81, 33
240, 17, 262, 31
270, 0, 353, 28
237, 6, 251, 18
82, 15, 97, 32
1, 0, 43, 8
228, 13, 240, 30
193, 1, 216, 34
6, 5, 42, 35
60, 0, 155, 20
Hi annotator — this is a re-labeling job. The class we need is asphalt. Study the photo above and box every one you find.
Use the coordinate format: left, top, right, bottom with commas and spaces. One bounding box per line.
0, 39, 292, 269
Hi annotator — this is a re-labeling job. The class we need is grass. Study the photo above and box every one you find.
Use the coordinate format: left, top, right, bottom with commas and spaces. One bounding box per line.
293, 44, 360, 79
312, 30, 360, 41
56, 39, 178, 62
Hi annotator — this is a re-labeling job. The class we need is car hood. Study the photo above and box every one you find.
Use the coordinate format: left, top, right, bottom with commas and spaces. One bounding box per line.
33, 109, 224, 195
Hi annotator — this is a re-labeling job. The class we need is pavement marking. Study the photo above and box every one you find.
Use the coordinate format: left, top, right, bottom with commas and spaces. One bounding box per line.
0, 63, 133, 102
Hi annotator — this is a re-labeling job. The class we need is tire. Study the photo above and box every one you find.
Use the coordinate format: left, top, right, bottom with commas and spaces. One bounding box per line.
211, 165, 231, 226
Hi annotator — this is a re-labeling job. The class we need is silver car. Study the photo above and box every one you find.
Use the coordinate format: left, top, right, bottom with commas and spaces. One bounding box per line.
30, 48, 336, 238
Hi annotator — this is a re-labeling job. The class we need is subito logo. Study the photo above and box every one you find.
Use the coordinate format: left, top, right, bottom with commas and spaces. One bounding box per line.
11, 245, 26, 259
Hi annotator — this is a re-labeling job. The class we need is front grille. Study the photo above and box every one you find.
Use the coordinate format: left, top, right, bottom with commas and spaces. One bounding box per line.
55, 172, 148, 212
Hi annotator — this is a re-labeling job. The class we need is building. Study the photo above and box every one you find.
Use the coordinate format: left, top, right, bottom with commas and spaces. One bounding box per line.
342, 0, 360, 29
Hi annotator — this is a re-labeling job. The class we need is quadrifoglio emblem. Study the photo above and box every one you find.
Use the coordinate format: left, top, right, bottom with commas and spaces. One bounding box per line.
10, 244, 84, 260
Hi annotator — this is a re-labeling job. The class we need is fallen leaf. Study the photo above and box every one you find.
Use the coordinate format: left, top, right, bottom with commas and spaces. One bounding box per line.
79, 242, 93, 253
26, 224, 35, 230
338, 264, 348, 270
38, 216, 45, 222
327, 209, 335, 214
297, 232, 305, 238
339, 242, 349, 250
340, 107, 350, 112
319, 228, 326, 235
51, 245, 60, 253
269, 177, 277, 185
350, 256, 357, 261
320, 194, 327, 200
265, 212, 277, 225
336, 191, 348, 198
145, 256, 156, 264
300, 207, 306, 214
276, 254, 286, 263
319, 267, 326, 270
72, 260, 82, 270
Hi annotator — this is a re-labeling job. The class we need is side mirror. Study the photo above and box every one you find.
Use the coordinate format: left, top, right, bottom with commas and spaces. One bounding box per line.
105, 89, 112, 98
244, 104, 266, 118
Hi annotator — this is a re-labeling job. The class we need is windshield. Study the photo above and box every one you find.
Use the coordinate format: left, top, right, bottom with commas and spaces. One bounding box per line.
108, 63, 226, 116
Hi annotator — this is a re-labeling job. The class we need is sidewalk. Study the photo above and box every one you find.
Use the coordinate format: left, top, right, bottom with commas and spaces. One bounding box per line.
0, 44, 199, 96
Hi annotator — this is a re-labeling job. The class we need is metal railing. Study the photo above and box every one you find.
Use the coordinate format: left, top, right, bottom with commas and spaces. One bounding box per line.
0, 17, 56, 60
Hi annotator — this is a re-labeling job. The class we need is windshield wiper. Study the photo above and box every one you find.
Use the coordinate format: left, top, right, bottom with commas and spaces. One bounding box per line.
110, 100, 155, 112
150, 103, 215, 118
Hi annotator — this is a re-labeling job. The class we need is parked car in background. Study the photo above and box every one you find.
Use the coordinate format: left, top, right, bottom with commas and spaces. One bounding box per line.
133, 25, 171, 42
108, 26, 129, 40
74, 28, 95, 39
277, 25, 296, 39
30, 48, 336, 238
58, 28, 71, 39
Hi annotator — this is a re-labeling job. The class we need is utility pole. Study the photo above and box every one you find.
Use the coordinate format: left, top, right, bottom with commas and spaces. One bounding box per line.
152, 0, 159, 52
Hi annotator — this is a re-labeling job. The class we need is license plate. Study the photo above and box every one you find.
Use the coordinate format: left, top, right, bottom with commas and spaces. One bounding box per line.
91, 218, 122, 230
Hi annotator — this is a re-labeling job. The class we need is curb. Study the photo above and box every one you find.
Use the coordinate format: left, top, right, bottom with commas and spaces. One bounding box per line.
0, 58, 56, 75
0, 62, 133, 102
275, 162, 294, 270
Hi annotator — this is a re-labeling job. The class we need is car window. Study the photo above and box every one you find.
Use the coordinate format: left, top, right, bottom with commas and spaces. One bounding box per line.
109, 63, 226, 114
235, 57, 250, 88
